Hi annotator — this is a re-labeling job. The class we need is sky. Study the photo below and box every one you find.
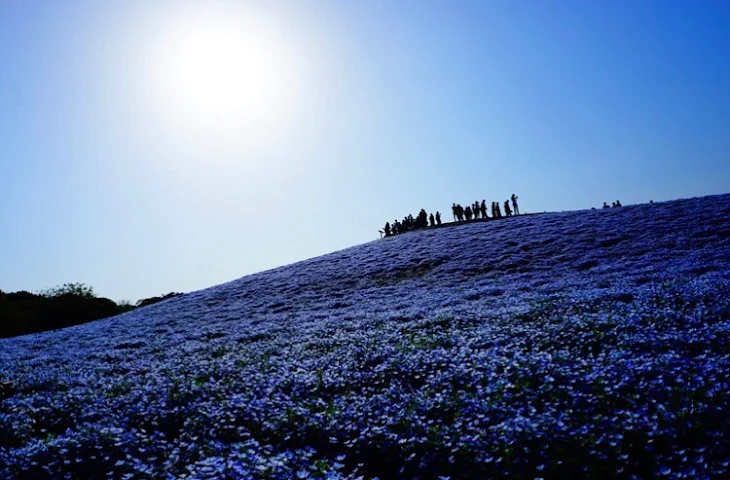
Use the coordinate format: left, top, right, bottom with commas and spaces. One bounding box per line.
1, 0, 729, 303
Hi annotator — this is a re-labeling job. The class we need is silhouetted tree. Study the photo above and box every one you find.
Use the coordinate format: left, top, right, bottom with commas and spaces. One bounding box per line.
0, 283, 143, 338
41, 282, 96, 299
136, 292, 183, 308
117, 300, 136, 314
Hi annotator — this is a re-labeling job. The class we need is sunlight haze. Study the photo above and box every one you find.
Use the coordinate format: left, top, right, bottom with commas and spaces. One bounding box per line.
139, 1, 305, 157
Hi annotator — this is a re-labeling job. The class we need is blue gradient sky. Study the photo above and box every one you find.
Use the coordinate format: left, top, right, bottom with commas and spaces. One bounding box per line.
1, 0, 729, 302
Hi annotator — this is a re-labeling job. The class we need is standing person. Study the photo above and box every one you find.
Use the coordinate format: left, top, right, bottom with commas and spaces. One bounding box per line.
384, 222, 391, 237
473, 201, 480, 219
456, 204, 464, 222
511, 194, 520, 215
495, 202, 502, 218
429, 213, 435, 227
418, 209, 428, 228
480, 200, 488, 219
465, 206, 473, 221
452, 203, 458, 222
435, 211, 442, 225
504, 200, 512, 216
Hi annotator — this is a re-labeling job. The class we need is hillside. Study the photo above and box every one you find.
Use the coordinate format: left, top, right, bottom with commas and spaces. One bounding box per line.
2, 195, 730, 479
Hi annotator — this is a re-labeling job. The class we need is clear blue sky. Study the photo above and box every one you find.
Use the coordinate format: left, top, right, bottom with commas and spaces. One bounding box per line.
1, 0, 729, 303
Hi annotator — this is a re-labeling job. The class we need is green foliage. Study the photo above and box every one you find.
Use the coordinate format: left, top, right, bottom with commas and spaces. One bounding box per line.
0, 283, 186, 338
116, 300, 136, 314
1, 284, 122, 338
41, 282, 96, 299
136, 292, 183, 308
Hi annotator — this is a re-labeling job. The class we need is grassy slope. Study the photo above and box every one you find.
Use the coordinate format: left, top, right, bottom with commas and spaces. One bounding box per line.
1, 195, 730, 479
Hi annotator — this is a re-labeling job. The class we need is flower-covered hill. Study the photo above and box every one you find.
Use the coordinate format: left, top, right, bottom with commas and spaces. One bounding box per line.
2, 194, 730, 479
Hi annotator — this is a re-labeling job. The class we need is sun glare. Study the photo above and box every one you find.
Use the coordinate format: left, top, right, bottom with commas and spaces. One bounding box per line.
142, 2, 301, 155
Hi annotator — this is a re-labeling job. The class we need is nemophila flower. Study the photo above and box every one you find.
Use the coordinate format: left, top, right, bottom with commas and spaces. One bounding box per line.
2, 195, 730, 478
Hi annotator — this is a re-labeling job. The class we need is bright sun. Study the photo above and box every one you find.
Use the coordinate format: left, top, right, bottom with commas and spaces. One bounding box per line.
142, 2, 301, 153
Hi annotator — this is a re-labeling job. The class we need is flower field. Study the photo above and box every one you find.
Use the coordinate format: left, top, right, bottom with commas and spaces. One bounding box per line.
2, 195, 730, 479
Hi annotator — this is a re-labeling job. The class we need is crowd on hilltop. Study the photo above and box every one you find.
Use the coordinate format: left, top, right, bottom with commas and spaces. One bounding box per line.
384, 208, 443, 237
382, 194, 520, 238
452, 194, 520, 222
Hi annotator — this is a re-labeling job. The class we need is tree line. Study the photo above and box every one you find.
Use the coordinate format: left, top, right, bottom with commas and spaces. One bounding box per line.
0, 283, 182, 339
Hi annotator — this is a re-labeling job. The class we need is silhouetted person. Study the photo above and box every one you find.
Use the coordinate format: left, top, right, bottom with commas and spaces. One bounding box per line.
603, 202, 610, 209
615, 200, 622, 207
456, 204, 464, 222
480, 200, 487, 219
429, 213, 435, 227
511, 194, 519, 215
384, 222, 391, 237
504, 200, 512, 216
473, 201, 480, 219
435, 211, 442, 225
465, 206, 473, 221
452, 203, 458, 222
416, 209, 427, 229
405, 214, 414, 231
495, 202, 502, 218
